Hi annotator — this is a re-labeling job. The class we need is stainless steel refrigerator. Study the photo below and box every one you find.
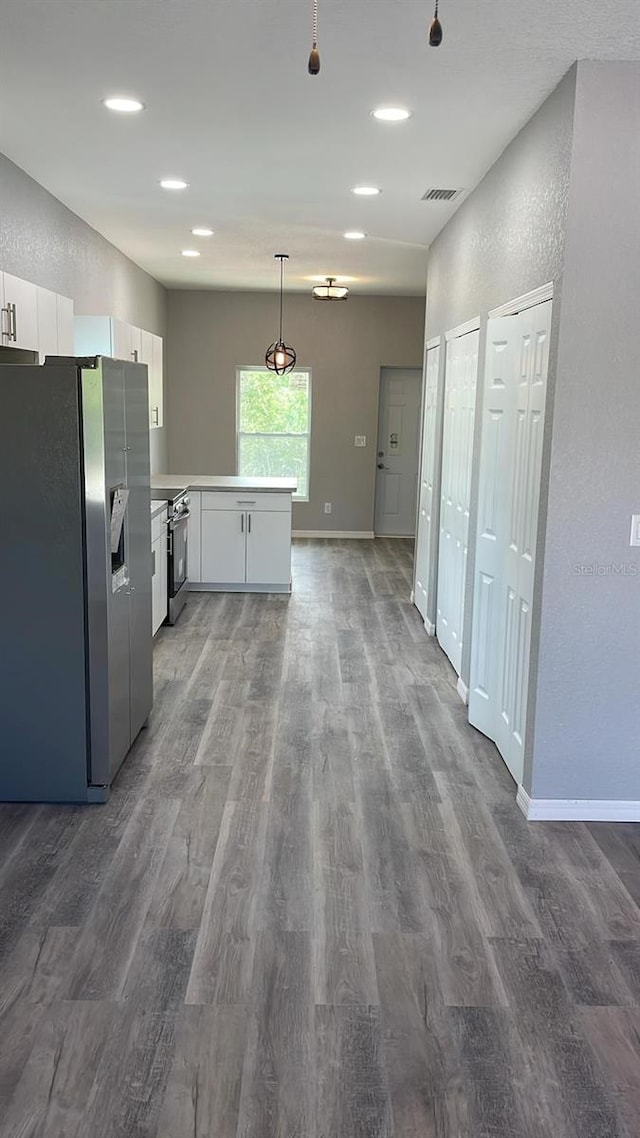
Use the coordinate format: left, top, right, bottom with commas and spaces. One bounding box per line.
0, 356, 153, 802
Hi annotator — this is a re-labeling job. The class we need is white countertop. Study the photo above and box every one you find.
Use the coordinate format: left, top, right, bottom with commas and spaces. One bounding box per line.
151, 474, 297, 495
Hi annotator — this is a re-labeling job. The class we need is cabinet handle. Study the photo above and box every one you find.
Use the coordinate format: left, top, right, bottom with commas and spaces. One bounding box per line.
236, 499, 256, 505
248, 513, 251, 534
152, 549, 156, 576
0, 306, 9, 339
241, 514, 244, 533
9, 303, 17, 342
131, 349, 139, 362
152, 406, 159, 426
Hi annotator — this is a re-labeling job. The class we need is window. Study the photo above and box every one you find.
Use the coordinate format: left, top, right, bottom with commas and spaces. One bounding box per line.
237, 367, 311, 501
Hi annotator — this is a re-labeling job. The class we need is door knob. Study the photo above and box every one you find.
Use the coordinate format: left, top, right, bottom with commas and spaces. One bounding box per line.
378, 451, 384, 458
377, 462, 387, 470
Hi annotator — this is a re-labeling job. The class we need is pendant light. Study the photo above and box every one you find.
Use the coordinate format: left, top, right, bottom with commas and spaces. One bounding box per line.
265, 255, 297, 375
312, 277, 349, 301
429, 0, 443, 46
308, 0, 320, 74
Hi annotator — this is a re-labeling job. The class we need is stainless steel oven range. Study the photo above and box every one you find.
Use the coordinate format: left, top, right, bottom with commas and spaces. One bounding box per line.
166, 489, 190, 624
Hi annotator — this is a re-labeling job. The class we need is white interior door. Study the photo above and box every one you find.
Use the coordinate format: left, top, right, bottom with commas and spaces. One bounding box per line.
374, 368, 421, 536
436, 328, 480, 675
414, 343, 440, 623
469, 300, 552, 784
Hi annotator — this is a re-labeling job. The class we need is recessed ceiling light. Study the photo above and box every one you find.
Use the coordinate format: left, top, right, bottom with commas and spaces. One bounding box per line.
181, 249, 201, 257
344, 231, 366, 240
351, 186, 381, 196
191, 228, 214, 237
103, 96, 145, 113
160, 178, 189, 190
372, 107, 412, 122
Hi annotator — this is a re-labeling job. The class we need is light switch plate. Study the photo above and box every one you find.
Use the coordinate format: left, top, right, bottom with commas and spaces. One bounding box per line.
354, 435, 366, 447
630, 515, 640, 547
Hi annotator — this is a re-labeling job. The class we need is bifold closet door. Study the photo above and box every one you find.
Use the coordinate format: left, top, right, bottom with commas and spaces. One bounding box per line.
469, 300, 552, 784
436, 329, 479, 674
414, 342, 440, 622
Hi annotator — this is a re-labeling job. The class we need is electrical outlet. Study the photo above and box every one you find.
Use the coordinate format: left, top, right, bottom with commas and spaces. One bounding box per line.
324, 502, 332, 514
354, 435, 366, 447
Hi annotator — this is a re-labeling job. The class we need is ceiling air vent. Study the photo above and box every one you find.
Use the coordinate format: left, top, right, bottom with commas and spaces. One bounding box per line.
421, 188, 464, 202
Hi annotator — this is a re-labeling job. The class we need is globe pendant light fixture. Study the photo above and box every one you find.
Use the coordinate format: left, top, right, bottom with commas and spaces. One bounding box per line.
312, 277, 349, 301
429, 0, 443, 45
266, 255, 297, 375
308, 0, 320, 74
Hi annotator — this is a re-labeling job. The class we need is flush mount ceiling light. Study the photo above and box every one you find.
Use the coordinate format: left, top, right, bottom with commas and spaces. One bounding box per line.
429, 0, 443, 45
181, 249, 200, 257
308, 0, 320, 74
344, 231, 366, 240
371, 107, 412, 122
351, 185, 381, 196
266, 255, 297, 375
312, 277, 349, 301
103, 96, 145, 113
191, 227, 214, 237
160, 178, 189, 190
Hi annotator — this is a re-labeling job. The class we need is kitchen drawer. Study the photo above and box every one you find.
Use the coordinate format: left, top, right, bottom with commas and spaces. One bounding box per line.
151, 508, 168, 543
201, 491, 292, 513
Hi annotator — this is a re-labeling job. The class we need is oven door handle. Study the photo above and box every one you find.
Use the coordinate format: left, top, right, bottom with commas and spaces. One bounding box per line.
169, 510, 191, 529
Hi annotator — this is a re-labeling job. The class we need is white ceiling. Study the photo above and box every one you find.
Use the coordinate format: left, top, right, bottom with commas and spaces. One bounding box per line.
1, 1, 639, 295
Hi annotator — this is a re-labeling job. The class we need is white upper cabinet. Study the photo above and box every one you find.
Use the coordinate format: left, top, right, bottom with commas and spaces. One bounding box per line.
74, 315, 163, 429
1, 272, 39, 351
1, 270, 73, 357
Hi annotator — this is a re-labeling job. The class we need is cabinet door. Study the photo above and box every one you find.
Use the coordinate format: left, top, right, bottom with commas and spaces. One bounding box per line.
246, 510, 291, 586
56, 295, 75, 355
201, 510, 246, 583
2, 273, 39, 350
112, 318, 134, 361
36, 285, 59, 360
150, 334, 163, 427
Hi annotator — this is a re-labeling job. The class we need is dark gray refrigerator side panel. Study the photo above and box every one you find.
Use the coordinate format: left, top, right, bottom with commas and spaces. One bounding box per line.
0, 365, 89, 801
81, 361, 130, 787
122, 361, 153, 741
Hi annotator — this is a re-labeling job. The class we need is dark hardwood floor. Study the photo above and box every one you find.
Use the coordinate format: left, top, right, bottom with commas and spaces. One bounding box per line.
1, 538, 639, 1137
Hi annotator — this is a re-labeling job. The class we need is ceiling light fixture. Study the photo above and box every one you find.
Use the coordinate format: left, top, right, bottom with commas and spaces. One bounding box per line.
308, 0, 320, 74
429, 0, 443, 46
181, 249, 200, 257
103, 96, 144, 113
312, 277, 349, 301
372, 107, 412, 122
344, 231, 366, 240
160, 178, 189, 190
266, 255, 297, 375
352, 186, 381, 196
192, 228, 214, 237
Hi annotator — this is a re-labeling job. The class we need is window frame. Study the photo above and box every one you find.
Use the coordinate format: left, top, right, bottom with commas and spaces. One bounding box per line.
235, 365, 312, 502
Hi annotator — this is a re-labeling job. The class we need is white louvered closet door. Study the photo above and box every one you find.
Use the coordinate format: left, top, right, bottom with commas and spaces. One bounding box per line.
414, 343, 440, 623
469, 300, 552, 785
436, 329, 480, 675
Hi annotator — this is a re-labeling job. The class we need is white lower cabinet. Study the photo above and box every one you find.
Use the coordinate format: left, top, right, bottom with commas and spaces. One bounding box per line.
151, 508, 168, 635
198, 494, 292, 591
201, 510, 247, 583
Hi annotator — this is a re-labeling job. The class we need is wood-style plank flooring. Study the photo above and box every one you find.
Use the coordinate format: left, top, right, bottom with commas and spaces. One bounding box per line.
1, 538, 640, 1137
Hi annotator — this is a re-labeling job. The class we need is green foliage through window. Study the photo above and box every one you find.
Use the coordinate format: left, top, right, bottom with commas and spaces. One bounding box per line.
237, 369, 311, 499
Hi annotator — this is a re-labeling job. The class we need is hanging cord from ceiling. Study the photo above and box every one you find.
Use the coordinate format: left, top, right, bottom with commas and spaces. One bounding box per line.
308, 0, 320, 74
429, 0, 443, 46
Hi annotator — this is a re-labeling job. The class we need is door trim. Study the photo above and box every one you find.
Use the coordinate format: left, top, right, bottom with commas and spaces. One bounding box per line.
445, 316, 481, 341
426, 334, 441, 350
489, 282, 554, 319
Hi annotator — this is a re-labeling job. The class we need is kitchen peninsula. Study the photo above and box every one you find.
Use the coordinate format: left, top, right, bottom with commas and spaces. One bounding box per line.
151, 475, 297, 593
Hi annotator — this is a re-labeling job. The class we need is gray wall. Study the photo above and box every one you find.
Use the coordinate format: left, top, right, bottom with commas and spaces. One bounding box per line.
423, 66, 577, 682
165, 290, 425, 532
0, 151, 168, 470
529, 62, 640, 801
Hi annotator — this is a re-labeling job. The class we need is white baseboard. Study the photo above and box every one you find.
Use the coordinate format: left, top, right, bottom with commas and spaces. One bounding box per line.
456, 676, 469, 705
424, 618, 435, 636
517, 785, 640, 822
292, 530, 375, 539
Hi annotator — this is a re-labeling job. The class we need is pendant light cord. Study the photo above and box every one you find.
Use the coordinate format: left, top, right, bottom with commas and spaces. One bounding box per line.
279, 256, 284, 340
312, 0, 318, 48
